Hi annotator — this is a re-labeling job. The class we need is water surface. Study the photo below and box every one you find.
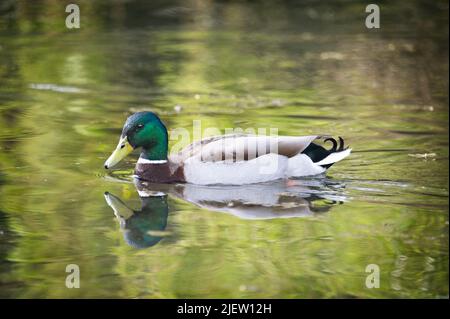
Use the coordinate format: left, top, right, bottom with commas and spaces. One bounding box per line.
0, 0, 448, 298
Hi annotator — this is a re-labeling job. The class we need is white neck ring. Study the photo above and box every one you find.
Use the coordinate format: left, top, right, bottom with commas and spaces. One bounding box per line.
137, 158, 168, 164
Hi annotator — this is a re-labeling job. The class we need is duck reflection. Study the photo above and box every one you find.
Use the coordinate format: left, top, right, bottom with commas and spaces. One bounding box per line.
104, 191, 168, 249
104, 177, 346, 249
136, 179, 345, 219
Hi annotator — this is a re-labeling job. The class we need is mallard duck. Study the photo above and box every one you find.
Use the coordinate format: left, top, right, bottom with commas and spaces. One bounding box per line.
104, 112, 351, 185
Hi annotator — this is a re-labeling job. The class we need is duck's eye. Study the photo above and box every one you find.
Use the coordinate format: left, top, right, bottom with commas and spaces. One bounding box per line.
136, 124, 144, 131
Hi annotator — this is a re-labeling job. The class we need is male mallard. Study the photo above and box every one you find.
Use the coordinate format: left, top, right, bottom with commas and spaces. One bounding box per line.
104, 112, 351, 185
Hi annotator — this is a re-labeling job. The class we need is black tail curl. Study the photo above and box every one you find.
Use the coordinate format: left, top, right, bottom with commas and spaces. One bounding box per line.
323, 136, 346, 152
302, 136, 349, 169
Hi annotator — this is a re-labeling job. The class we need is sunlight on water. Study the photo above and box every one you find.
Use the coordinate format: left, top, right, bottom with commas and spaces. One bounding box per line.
0, 0, 448, 298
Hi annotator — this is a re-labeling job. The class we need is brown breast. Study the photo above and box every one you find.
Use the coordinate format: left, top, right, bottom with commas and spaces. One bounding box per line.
134, 161, 185, 183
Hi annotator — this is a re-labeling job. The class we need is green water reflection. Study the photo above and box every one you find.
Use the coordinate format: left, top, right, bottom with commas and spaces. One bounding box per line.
0, 0, 448, 298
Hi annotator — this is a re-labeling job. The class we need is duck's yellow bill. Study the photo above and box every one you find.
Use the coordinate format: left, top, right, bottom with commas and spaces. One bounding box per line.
104, 136, 133, 169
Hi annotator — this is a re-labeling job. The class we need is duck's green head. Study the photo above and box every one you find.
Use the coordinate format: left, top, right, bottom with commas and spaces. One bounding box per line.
104, 112, 168, 169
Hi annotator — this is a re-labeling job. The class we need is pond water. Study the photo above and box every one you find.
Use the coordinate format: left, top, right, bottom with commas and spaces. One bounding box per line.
0, 0, 448, 298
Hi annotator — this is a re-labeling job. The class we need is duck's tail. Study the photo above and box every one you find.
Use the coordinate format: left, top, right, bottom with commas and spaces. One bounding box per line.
302, 137, 351, 169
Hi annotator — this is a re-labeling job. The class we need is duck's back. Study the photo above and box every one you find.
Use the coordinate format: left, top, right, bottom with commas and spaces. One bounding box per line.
169, 134, 351, 185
